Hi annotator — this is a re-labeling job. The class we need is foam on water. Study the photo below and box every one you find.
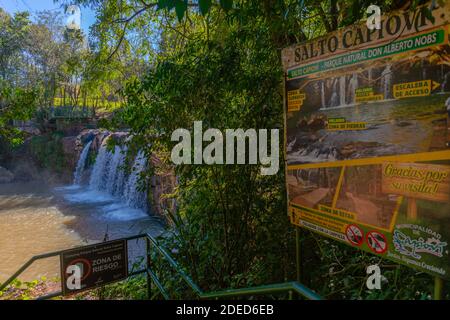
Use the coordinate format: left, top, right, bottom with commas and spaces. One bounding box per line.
101, 203, 148, 221
63, 189, 114, 204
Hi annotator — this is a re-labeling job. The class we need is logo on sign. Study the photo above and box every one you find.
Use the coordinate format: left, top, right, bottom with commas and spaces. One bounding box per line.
366, 5, 381, 30
393, 228, 447, 259
366, 264, 382, 290
66, 265, 81, 290
66, 5, 81, 30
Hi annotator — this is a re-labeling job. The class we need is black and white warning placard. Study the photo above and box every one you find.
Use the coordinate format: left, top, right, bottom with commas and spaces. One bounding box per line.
60, 239, 128, 296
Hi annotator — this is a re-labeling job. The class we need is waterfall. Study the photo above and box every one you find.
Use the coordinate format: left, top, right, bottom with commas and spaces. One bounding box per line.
339, 76, 346, 107
73, 141, 92, 185
123, 151, 148, 211
85, 142, 148, 212
348, 73, 359, 104
421, 60, 427, 80
381, 65, 392, 99
442, 71, 450, 93
105, 146, 126, 195
329, 79, 339, 107
89, 144, 112, 191
320, 81, 326, 109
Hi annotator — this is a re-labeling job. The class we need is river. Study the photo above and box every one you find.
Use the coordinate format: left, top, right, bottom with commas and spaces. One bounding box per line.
0, 180, 164, 283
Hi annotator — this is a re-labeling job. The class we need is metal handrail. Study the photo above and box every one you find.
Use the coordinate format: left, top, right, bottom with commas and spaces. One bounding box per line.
0, 233, 322, 300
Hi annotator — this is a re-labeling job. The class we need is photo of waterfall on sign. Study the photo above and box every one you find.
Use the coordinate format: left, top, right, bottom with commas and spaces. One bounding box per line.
286, 51, 450, 166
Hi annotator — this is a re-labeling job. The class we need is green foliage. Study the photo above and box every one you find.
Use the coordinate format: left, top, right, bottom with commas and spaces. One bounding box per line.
299, 231, 447, 299
157, 0, 232, 20
0, 82, 37, 147
28, 133, 66, 173
0, 277, 47, 300
96, 275, 148, 300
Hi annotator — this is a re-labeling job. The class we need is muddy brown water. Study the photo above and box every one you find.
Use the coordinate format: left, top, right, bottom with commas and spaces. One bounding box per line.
0, 181, 164, 283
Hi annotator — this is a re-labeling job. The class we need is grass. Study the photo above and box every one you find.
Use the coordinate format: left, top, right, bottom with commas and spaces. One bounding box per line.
53, 97, 122, 112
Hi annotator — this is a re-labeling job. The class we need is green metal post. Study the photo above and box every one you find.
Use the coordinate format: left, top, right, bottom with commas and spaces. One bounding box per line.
146, 237, 152, 299
296, 227, 302, 283
434, 277, 444, 300
295, 226, 303, 300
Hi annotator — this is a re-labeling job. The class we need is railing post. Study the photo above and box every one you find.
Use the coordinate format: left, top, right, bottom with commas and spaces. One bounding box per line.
146, 237, 152, 299
296, 227, 302, 283
434, 277, 444, 300
295, 227, 302, 300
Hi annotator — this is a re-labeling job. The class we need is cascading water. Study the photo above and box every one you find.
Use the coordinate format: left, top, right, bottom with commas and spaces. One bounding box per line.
87, 143, 148, 212
123, 151, 148, 211
106, 146, 127, 195
442, 71, 450, 93
73, 141, 92, 185
89, 144, 112, 191
339, 76, 346, 107
112, 147, 127, 197
329, 79, 339, 107
348, 73, 359, 105
381, 65, 392, 99
368, 68, 372, 82
68, 135, 150, 220
320, 81, 326, 109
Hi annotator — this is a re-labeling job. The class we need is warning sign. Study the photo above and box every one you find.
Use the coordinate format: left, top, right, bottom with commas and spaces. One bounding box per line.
393, 79, 440, 99
345, 224, 364, 246
366, 231, 388, 254
287, 89, 306, 111
355, 87, 384, 103
60, 239, 128, 296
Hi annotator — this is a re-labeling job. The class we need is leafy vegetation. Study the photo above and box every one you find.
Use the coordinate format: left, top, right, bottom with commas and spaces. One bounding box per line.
28, 133, 67, 174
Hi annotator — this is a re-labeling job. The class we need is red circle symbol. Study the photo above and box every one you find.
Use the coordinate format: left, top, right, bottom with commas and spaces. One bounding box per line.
345, 224, 364, 246
366, 231, 388, 254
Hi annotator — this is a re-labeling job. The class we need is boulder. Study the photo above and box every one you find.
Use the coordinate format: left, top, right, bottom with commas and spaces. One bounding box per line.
0, 166, 14, 184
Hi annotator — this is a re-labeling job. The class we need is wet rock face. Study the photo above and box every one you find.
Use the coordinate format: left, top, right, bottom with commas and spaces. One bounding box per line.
109, 132, 128, 144
61, 136, 79, 171
77, 129, 108, 153
0, 166, 14, 183
77, 129, 129, 154
79, 129, 100, 144
93, 131, 110, 151
296, 114, 327, 132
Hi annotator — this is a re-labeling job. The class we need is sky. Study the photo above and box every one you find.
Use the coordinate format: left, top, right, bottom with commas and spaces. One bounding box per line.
0, 0, 96, 34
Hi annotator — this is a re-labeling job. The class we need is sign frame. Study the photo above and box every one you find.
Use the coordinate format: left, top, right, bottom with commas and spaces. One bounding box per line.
282, 0, 450, 284
60, 239, 129, 296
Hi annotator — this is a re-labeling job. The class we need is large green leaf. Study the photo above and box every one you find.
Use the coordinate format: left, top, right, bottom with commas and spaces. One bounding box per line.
175, 0, 188, 22
219, 0, 233, 11
156, 0, 168, 9
199, 0, 212, 15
